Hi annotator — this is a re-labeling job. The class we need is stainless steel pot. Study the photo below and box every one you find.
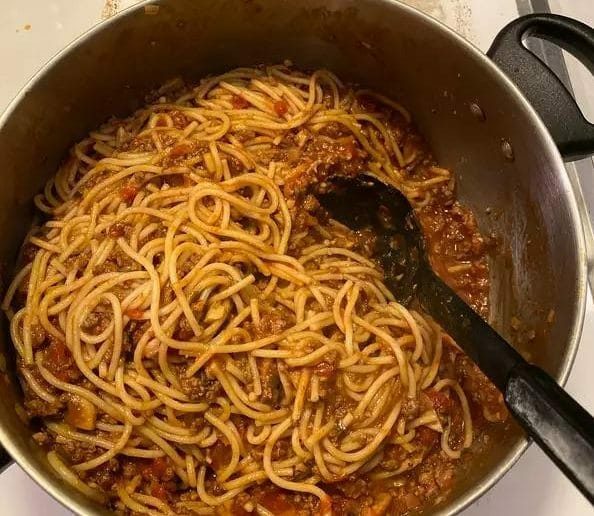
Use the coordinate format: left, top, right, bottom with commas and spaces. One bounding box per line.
0, 1, 592, 514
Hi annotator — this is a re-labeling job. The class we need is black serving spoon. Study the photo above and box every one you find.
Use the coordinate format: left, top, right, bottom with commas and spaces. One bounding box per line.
317, 174, 594, 503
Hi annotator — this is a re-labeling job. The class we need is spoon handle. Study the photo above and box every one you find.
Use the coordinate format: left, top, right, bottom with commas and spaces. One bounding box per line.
506, 361, 594, 503
417, 270, 524, 390
418, 271, 594, 503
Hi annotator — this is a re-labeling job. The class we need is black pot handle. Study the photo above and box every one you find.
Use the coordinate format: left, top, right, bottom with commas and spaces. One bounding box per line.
0, 445, 13, 474
487, 14, 594, 162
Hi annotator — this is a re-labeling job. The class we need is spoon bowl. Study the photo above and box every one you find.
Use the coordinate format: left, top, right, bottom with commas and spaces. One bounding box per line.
318, 175, 423, 306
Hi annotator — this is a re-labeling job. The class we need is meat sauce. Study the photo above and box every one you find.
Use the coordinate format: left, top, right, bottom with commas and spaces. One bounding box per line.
12, 81, 507, 516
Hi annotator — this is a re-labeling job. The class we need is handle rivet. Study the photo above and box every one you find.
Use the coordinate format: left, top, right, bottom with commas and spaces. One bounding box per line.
501, 139, 515, 162
470, 102, 486, 122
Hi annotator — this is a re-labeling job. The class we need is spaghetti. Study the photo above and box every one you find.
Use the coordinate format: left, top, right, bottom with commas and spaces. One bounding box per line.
3, 65, 506, 515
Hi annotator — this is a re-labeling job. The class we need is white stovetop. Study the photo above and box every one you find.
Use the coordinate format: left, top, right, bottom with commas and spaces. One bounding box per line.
0, 1, 592, 515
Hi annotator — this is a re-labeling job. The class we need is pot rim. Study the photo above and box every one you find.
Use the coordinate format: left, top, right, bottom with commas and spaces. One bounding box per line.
0, 1, 587, 515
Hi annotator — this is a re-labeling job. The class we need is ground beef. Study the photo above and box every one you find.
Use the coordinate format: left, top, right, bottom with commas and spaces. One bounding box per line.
415, 452, 455, 499
23, 392, 65, 418
173, 316, 196, 341
107, 222, 132, 238
312, 351, 338, 379
170, 110, 190, 129
86, 458, 121, 491
250, 311, 292, 340
123, 320, 150, 354
56, 439, 100, 464
64, 249, 92, 271
80, 311, 111, 335
400, 397, 420, 421
333, 477, 369, 499
177, 368, 222, 402
122, 135, 155, 153
360, 493, 393, 516
93, 249, 139, 274
141, 457, 175, 482
418, 200, 490, 316
292, 195, 323, 235
331, 495, 371, 516
21, 242, 38, 264
324, 384, 356, 423
162, 142, 204, 167
271, 438, 291, 461
283, 134, 367, 199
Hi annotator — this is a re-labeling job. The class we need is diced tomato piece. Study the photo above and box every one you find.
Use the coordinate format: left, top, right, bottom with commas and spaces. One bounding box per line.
273, 99, 289, 116
231, 502, 251, 516
232, 506, 251, 516
142, 457, 168, 480
259, 490, 299, 516
169, 143, 193, 159
171, 111, 190, 129
313, 358, 336, 379
403, 493, 421, 510
208, 440, 231, 472
231, 95, 250, 109
426, 389, 453, 414
318, 495, 334, 516
150, 483, 168, 500
45, 339, 69, 366
107, 222, 130, 238
125, 308, 144, 320
342, 138, 358, 160
43, 338, 79, 382
120, 184, 138, 203
416, 426, 439, 447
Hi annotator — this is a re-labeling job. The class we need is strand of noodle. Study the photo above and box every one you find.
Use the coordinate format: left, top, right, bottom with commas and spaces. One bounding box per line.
348, 367, 400, 424
73, 423, 132, 471
388, 303, 424, 361
204, 411, 241, 483
20, 368, 58, 403
246, 424, 271, 445
323, 401, 401, 463
134, 493, 174, 514
212, 364, 288, 422
421, 326, 443, 389
292, 368, 311, 421
117, 487, 164, 516
47, 451, 106, 503
434, 379, 473, 449
310, 405, 334, 481
343, 284, 360, 354
291, 427, 312, 460
196, 466, 243, 506
263, 417, 330, 503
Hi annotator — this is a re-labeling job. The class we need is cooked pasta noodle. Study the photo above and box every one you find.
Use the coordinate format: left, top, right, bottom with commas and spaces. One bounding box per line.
4, 65, 506, 515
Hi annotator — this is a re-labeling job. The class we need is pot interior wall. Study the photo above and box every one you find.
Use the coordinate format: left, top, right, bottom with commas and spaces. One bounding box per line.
0, 0, 584, 514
